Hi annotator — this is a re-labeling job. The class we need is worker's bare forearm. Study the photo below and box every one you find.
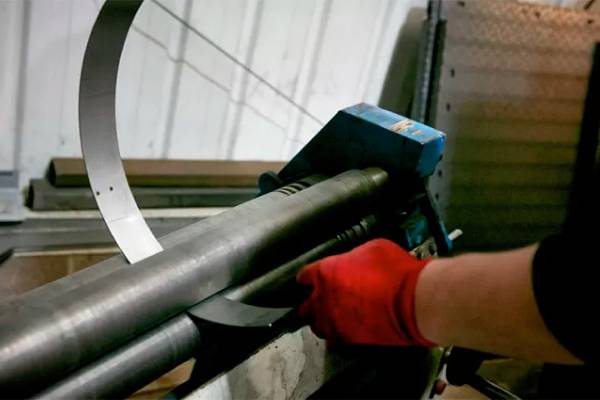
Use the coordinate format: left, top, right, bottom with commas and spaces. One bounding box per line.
415, 245, 582, 364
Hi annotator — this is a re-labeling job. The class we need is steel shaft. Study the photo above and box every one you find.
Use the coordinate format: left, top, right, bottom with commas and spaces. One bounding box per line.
35, 217, 378, 399
0, 168, 387, 395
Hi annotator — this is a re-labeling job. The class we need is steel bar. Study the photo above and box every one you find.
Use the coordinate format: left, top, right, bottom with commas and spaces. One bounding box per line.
28, 178, 258, 210
34, 315, 200, 400
226, 216, 378, 305
34, 219, 459, 400
5, 176, 317, 307
0, 168, 387, 396
34, 216, 380, 399
0, 217, 198, 256
49, 158, 285, 188
410, 0, 442, 123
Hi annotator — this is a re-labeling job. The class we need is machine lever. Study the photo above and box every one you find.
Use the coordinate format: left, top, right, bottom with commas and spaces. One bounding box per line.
187, 296, 291, 329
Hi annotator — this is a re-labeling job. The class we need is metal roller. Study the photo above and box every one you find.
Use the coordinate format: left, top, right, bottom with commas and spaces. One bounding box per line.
34, 314, 201, 400
0, 168, 388, 396
35, 216, 378, 399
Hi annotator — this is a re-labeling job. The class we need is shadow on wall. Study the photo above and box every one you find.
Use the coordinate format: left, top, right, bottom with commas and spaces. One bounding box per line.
378, 7, 426, 117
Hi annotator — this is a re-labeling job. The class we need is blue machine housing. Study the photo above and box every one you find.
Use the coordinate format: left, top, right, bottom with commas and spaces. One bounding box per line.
277, 103, 446, 184
263, 103, 451, 256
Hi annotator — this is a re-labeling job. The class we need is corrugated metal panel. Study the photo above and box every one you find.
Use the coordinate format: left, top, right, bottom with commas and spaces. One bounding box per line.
0, 0, 424, 190
428, 0, 600, 250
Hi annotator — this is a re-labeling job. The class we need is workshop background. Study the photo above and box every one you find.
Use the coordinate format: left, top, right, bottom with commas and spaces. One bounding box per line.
0, 0, 423, 184
2, 0, 599, 253
2, 0, 600, 398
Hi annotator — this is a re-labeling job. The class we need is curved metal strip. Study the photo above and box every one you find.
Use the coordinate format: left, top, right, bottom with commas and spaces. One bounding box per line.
79, 0, 162, 263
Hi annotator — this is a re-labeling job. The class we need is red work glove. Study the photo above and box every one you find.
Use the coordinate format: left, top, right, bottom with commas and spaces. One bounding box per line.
297, 238, 435, 347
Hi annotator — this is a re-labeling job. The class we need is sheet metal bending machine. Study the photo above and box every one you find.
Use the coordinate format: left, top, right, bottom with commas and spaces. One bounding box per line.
0, 1, 459, 398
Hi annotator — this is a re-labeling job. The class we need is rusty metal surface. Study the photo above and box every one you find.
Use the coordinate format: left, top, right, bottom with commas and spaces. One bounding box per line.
426, 0, 600, 250
49, 158, 285, 188
28, 179, 258, 211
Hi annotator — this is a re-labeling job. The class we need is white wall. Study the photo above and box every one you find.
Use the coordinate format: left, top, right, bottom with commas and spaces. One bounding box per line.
0, 0, 427, 190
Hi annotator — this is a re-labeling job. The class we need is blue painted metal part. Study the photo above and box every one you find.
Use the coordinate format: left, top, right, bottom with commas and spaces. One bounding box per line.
273, 103, 452, 256
278, 103, 446, 184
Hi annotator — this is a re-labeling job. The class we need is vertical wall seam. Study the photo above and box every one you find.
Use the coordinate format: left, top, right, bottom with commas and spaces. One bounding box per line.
223, 0, 265, 158
57, 0, 75, 151
131, 20, 152, 155
13, 0, 31, 180
160, 0, 193, 158
354, 0, 394, 103
281, 0, 332, 158
0, 1, 22, 169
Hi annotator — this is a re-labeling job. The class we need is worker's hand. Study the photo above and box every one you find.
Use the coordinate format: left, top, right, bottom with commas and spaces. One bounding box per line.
297, 238, 436, 347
